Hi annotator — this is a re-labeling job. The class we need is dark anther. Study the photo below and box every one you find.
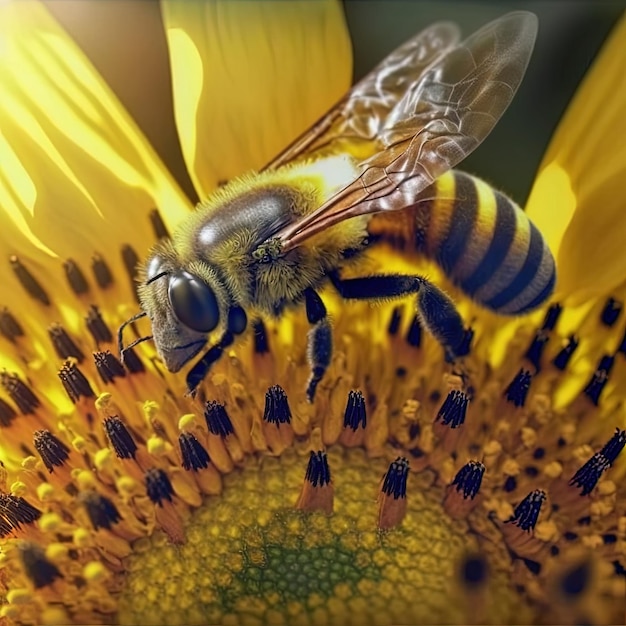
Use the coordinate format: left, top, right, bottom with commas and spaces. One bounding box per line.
504, 369, 532, 408
613, 561, 626, 577
263, 385, 292, 425
0, 372, 40, 415
33, 430, 71, 473
0, 307, 24, 343
459, 554, 489, 590
553, 335, 579, 371
569, 452, 610, 496
204, 401, 234, 437
0, 494, 41, 534
387, 306, 402, 336
451, 460, 485, 499
599, 428, 626, 465
583, 355, 614, 406
550, 545, 560, 556
58, 361, 95, 403
120, 346, 145, 373
525, 466, 539, 478
103, 416, 137, 459
48, 323, 85, 363
600, 297, 622, 327
454, 327, 474, 358
9, 255, 50, 305
145, 468, 174, 506
603, 533, 617, 544
149, 208, 170, 240
564, 531, 578, 541
91, 253, 113, 289
618, 328, 626, 356
541, 303, 562, 331
343, 390, 367, 431
506, 489, 546, 531
94, 350, 127, 384
436, 390, 468, 429
503, 476, 517, 493
79, 491, 122, 530
560, 560, 591, 597
405, 314, 421, 347
0, 398, 17, 427
19, 543, 63, 589
524, 330, 549, 372
252, 318, 269, 354
381, 457, 409, 499
63, 258, 89, 295
305, 451, 331, 487
121, 244, 141, 303
522, 558, 542, 575
85, 305, 113, 345
533, 447, 545, 460
179, 432, 211, 471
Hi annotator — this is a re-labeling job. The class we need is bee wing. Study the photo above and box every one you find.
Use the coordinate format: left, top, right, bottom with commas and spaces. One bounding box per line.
263, 21, 462, 171
275, 11, 538, 251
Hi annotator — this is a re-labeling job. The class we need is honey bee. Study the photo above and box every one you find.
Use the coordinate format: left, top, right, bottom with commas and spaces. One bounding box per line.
119, 11, 554, 401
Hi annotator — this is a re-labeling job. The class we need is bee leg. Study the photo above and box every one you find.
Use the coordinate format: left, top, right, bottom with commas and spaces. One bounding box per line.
330, 272, 465, 361
304, 288, 332, 403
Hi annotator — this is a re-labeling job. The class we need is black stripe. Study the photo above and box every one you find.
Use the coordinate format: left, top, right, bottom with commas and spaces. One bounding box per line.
486, 222, 545, 311
516, 258, 556, 313
436, 172, 477, 274
460, 191, 517, 295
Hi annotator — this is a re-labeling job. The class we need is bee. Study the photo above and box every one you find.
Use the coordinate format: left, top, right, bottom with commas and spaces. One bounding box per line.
118, 11, 554, 401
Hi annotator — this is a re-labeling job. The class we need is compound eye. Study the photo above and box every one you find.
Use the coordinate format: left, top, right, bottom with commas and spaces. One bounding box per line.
168, 271, 220, 333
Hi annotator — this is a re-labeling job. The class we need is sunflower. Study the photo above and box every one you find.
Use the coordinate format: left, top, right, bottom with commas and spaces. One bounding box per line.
0, 2, 625, 625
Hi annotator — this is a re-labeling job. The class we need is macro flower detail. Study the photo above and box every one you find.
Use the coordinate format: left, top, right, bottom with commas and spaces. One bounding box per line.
0, 2, 625, 626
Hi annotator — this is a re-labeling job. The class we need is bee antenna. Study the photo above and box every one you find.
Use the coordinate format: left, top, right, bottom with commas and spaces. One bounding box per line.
120, 335, 154, 364
145, 271, 169, 286
117, 311, 148, 357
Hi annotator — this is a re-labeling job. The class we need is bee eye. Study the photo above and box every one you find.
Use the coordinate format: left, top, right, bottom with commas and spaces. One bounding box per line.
168, 271, 220, 333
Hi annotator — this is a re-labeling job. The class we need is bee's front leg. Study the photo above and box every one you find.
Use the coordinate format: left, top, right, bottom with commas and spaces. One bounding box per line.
304, 288, 332, 403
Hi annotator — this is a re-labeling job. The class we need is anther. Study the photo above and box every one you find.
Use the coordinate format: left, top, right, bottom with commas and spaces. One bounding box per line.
541, 303, 562, 331
504, 369, 532, 407
524, 330, 549, 372
263, 385, 292, 425
583, 355, 614, 406
63, 258, 89, 295
599, 428, 626, 465
121, 244, 140, 302
149, 208, 170, 240
559, 560, 592, 597
103, 416, 137, 459
204, 401, 234, 437
305, 451, 331, 487
296, 451, 333, 514
553, 335, 579, 370
48, 323, 85, 362
405, 314, 421, 347
33, 430, 71, 473
0, 494, 41, 533
0, 307, 24, 343
343, 390, 366, 431
458, 553, 489, 590
120, 346, 145, 373
94, 350, 127, 384
387, 306, 402, 336
252, 319, 269, 354
179, 432, 211, 471
58, 360, 95, 403
79, 491, 122, 530
378, 457, 409, 530
9, 255, 50, 305
145, 468, 174, 506
507, 489, 546, 531
569, 453, 610, 495
0, 398, 17, 427
451, 461, 485, 499
85, 305, 113, 345
91, 253, 113, 289
381, 457, 409, 500
436, 390, 468, 429
617, 328, 626, 356
600, 297, 622, 327
1, 372, 40, 414
19, 543, 63, 588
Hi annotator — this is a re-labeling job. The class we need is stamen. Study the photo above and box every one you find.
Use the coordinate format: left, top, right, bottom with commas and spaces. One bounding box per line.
204, 401, 234, 437
19, 543, 63, 588
504, 369, 532, 408
121, 244, 140, 302
617, 328, 626, 356
541, 303, 562, 331
305, 450, 331, 487
378, 457, 409, 530
507, 489, 546, 531
263, 385, 292, 425
149, 208, 170, 240
179, 432, 211, 471
0, 494, 41, 534
381, 456, 409, 500
524, 330, 549, 372
63, 258, 89, 295
145, 468, 174, 506
48, 323, 85, 362
405, 314, 421, 347
387, 306, 402, 336
33, 430, 71, 473
103, 416, 137, 459
569, 453, 610, 495
94, 351, 127, 384
559, 560, 592, 597
343, 390, 366, 431
85, 305, 113, 344
599, 428, 626, 464
600, 297, 622, 327
0, 307, 24, 343
296, 451, 333, 514
436, 390, 468, 429
458, 553, 489, 590
79, 491, 122, 530
553, 335, 578, 370
58, 361, 95, 403
9, 255, 50, 305
1, 372, 40, 415
583, 355, 614, 406
91, 253, 113, 289
120, 346, 145, 374
451, 461, 485, 499
0, 398, 17, 427
252, 319, 269, 354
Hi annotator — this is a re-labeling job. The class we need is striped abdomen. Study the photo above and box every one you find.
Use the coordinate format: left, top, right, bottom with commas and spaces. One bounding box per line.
369, 170, 555, 315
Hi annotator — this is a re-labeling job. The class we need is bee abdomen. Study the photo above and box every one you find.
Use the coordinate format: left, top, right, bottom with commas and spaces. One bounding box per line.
418, 170, 555, 315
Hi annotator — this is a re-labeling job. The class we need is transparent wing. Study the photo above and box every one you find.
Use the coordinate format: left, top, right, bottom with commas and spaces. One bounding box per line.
275, 11, 538, 251
263, 21, 461, 171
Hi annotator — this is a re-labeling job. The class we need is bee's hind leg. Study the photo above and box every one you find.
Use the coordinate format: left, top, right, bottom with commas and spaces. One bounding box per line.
304, 288, 332, 403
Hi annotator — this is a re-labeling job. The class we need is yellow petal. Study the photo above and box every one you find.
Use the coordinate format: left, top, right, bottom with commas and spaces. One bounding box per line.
525, 12, 626, 305
161, 0, 352, 199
